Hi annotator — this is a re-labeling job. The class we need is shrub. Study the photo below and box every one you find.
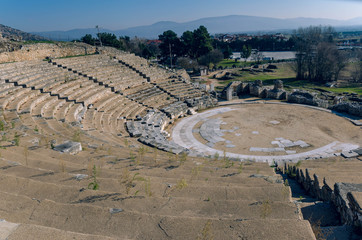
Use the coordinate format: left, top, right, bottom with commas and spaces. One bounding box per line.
88, 165, 99, 190
176, 178, 188, 190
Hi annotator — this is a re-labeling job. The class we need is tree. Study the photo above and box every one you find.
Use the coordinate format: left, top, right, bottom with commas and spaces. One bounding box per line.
97, 33, 123, 49
177, 57, 199, 70
198, 49, 224, 67
351, 50, 362, 83
222, 45, 233, 59
241, 45, 252, 62
158, 30, 181, 62
80, 34, 95, 45
180, 30, 194, 57
119, 36, 131, 51
192, 26, 213, 58
251, 50, 264, 63
293, 26, 346, 83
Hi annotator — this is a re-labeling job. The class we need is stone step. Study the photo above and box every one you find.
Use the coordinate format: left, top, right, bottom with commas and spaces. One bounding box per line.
1, 220, 118, 240
0, 191, 315, 240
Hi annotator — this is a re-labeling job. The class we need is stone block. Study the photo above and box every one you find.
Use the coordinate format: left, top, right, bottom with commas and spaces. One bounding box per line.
341, 151, 359, 158
53, 141, 82, 155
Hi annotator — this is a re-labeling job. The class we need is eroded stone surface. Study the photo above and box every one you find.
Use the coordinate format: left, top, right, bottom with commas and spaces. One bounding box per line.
53, 141, 82, 155
0, 219, 19, 240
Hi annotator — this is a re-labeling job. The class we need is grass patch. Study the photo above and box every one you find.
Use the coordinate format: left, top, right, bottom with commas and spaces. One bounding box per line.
214, 62, 362, 95
318, 86, 362, 95
215, 63, 295, 88
22, 40, 55, 44
217, 59, 249, 68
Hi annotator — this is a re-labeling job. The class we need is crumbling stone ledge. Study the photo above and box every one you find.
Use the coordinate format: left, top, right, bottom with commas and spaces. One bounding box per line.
221, 80, 361, 117
282, 164, 362, 231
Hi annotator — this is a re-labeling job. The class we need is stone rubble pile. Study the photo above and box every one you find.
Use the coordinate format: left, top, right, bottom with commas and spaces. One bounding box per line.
126, 109, 188, 154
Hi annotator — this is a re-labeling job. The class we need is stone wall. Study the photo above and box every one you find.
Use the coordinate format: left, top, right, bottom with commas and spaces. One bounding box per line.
331, 102, 362, 117
287, 90, 329, 108
221, 81, 242, 100
0, 42, 97, 63
283, 164, 362, 231
185, 95, 218, 109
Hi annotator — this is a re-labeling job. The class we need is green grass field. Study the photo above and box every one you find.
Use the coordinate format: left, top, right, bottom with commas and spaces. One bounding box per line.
214, 61, 362, 95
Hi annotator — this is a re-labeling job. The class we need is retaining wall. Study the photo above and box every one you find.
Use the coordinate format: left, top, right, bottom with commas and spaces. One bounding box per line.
283, 164, 362, 231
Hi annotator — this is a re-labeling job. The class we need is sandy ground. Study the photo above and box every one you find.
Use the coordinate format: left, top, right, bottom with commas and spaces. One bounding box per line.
192, 103, 361, 156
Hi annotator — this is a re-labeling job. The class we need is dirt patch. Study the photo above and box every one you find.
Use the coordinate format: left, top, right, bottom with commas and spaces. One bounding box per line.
193, 104, 361, 156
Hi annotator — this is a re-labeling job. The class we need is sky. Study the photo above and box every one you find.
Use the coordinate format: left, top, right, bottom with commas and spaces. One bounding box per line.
0, 0, 362, 32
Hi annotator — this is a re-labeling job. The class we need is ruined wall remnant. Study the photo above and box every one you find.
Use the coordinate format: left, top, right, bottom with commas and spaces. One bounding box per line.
0, 42, 97, 63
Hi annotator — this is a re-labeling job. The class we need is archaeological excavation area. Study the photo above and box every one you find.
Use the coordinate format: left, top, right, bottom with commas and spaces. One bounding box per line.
0, 47, 360, 239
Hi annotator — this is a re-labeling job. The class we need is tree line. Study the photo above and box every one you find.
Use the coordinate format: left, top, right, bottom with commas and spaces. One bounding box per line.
79, 26, 294, 69
293, 26, 356, 83
80, 26, 225, 69
79, 25, 361, 83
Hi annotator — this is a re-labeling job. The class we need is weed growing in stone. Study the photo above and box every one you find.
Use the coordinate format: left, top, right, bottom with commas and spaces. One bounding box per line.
238, 162, 243, 174
310, 217, 330, 240
191, 165, 203, 180
88, 165, 99, 190
144, 177, 152, 197
13, 132, 20, 146
295, 160, 302, 168
284, 179, 289, 186
223, 156, 233, 168
175, 178, 188, 190
129, 150, 136, 163
0, 120, 5, 131
137, 146, 146, 165
72, 129, 81, 142
180, 152, 187, 165
120, 169, 145, 195
167, 151, 173, 163
197, 220, 214, 240
260, 199, 272, 219
281, 185, 290, 201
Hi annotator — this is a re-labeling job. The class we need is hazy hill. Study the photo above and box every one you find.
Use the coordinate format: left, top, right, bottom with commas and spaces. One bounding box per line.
32, 15, 362, 40
0, 24, 45, 41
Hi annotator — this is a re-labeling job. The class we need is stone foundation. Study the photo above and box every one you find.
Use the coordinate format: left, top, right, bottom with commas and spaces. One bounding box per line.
287, 90, 329, 108
283, 164, 362, 231
221, 80, 362, 117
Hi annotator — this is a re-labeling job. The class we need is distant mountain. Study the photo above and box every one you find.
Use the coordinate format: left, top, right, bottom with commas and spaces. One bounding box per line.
33, 28, 114, 41
0, 24, 45, 41
32, 15, 362, 40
